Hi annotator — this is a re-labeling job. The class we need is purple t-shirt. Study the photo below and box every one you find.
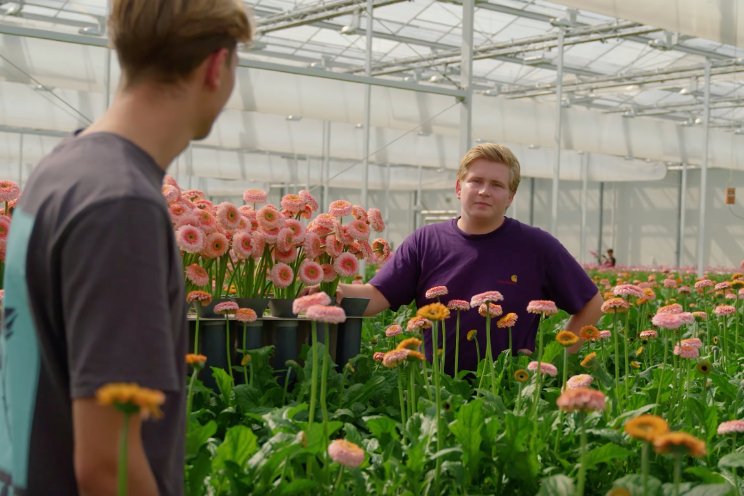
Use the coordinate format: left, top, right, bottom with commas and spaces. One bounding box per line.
370, 217, 598, 372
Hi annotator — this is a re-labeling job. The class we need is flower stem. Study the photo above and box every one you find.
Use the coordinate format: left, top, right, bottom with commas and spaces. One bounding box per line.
186, 368, 198, 419
576, 414, 588, 496
641, 442, 649, 496
397, 370, 406, 424
454, 312, 461, 377
673, 453, 681, 496
320, 325, 331, 449
224, 316, 233, 380
308, 322, 319, 428
242, 324, 249, 386
118, 412, 131, 496
409, 363, 417, 417
193, 312, 201, 354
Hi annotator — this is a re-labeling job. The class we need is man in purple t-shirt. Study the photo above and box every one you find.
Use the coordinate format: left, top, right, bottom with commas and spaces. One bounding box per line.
340, 143, 603, 373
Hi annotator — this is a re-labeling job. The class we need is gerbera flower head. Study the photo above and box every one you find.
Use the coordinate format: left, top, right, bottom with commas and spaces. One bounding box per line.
625, 415, 669, 442
216, 202, 241, 230
639, 329, 658, 340
372, 351, 385, 362
298, 261, 324, 286
292, 292, 332, 314
235, 308, 257, 323
280, 193, 303, 214
202, 232, 229, 259
497, 312, 518, 328
526, 299, 558, 315
478, 302, 503, 318
385, 324, 402, 337
556, 330, 579, 347
696, 359, 712, 375
367, 208, 385, 232
658, 303, 683, 314
406, 316, 432, 332
185, 264, 209, 287
601, 298, 629, 313
327, 439, 364, 468
243, 188, 267, 205
396, 337, 422, 351
0, 180, 20, 202
447, 299, 470, 311
370, 238, 391, 263
185, 354, 207, 368
302, 231, 322, 259
598, 330, 612, 340
653, 432, 706, 457
470, 290, 504, 307
161, 184, 181, 203
334, 252, 359, 278
425, 286, 449, 299
717, 420, 744, 435
256, 205, 285, 231
347, 219, 370, 241
382, 349, 409, 368
321, 263, 336, 283
680, 337, 702, 349
186, 290, 212, 306
466, 329, 477, 341
613, 284, 644, 298
651, 312, 686, 330
214, 301, 239, 315
713, 304, 736, 316
176, 225, 206, 253
556, 387, 606, 413
673, 343, 699, 359
328, 199, 352, 217
298, 189, 318, 212
96, 382, 165, 419
306, 305, 346, 323
417, 303, 450, 321
580, 352, 597, 369
694, 279, 714, 291
514, 369, 529, 383
566, 374, 593, 389
270, 263, 294, 289
527, 361, 558, 377
663, 278, 678, 289
579, 325, 601, 341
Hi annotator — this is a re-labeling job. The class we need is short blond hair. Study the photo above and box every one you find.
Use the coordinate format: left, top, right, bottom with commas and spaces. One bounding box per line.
109, 0, 254, 86
456, 143, 521, 193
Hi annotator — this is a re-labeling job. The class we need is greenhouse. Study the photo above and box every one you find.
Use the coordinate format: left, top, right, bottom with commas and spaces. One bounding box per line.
0, 0, 743, 495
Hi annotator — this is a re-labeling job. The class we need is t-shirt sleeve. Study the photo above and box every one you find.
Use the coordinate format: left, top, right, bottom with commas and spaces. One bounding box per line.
542, 234, 598, 314
61, 199, 180, 398
369, 231, 420, 310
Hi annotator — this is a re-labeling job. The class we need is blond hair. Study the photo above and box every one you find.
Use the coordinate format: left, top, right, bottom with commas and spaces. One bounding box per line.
456, 143, 521, 193
109, 0, 254, 86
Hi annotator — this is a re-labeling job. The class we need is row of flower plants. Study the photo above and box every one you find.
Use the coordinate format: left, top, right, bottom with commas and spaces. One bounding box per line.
160, 268, 743, 496
0, 180, 20, 289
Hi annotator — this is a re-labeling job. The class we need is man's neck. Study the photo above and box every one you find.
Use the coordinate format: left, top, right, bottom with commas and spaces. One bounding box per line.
456, 215, 506, 235
82, 87, 195, 171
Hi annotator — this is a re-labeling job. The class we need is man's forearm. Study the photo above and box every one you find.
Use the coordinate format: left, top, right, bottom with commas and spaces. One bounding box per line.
565, 292, 604, 333
337, 283, 391, 315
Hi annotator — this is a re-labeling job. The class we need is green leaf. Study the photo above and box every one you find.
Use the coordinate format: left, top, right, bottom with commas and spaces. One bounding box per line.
186, 447, 212, 496
305, 421, 343, 455
212, 425, 258, 472
364, 415, 400, 442
448, 398, 484, 484
613, 404, 658, 426
185, 419, 217, 460
537, 474, 575, 496
684, 467, 727, 484
612, 474, 663, 496
211, 367, 235, 406
277, 479, 320, 495
681, 483, 731, 496
719, 452, 744, 469
582, 444, 633, 470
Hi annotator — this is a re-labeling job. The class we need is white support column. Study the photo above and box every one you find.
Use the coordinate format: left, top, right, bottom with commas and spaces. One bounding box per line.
459, 0, 474, 156
322, 120, 331, 210
696, 60, 711, 277
580, 152, 588, 264
677, 163, 688, 268
361, 0, 374, 208
550, 30, 565, 235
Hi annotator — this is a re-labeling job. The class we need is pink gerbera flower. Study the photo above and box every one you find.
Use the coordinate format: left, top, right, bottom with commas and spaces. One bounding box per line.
373, 351, 385, 362
176, 225, 206, 253
368, 208, 384, 232
447, 299, 470, 311
280, 193, 303, 214
298, 190, 318, 212
601, 298, 629, 313
298, 261, 324, 286
713, 305, 736, 316
257, 205, 285, 231
251, 231, 266, 259
161, 184, 180, 203
231, 231, 254, 260
214, 301, 239, 315
277, 227, 296, 252
714, 282, 730, 291
351, 205, 368, 222
470, 291, 504, 307
385, 324, 402, 337
306, 305, 347, 323
195, 209, 217, 232
657, 303, 683, 314
382, 349, 409, 368
0, 215, 11, 238
185, 264, 209, 287
303, 231, 322, 259
639, 329, 658, 339
347, 219, 370, 241
284, 219, 305, 242
566, 374, 594, 390
216, 202, 241, 230
235, 308, 258, 323
556, 387, 606, 413
202, 232, 229, 259
663, 278, 678, 288
274, 246, 297, 264
598, 330, 612, 340
0, 180, 20, 202
321, 263, 336, 283
680, 337, 703, 349
328, 199, 352, 217
407, 316, 432, 332
652, 312, 686, 329
270, 263, 294, 288
243, 188, 267, 204
694, 279, 714, 290
613, 284, 645, 298
678, 285, 691, 294
186, 290, 212, 306
425, 286, 449, 299
527, 361, 558, 377
293, 292, 332, 314
325, 234, 343, 258
370, 238, 391, 263
479, 303, 503, 318
527, 299, 558, 315
334, 252, 359, 278
717, 420, 744, 435
673, 343, 699, 359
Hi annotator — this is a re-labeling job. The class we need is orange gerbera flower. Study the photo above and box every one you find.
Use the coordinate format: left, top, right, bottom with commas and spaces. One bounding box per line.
96, 383, 165, 419
397, 337, 423, 351
185, 354, 207, 367
580, 352, 597, 369
496, 312, 518, 328
579, 325, 601, 341
653, 431, 706, 457
416, 303, 450, 321
514, 369, 529, 383
556, 330, 579, 347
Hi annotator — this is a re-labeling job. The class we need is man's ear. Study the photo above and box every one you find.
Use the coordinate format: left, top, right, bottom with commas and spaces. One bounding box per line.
203, 48, 230, 90
455, 180, 461, 199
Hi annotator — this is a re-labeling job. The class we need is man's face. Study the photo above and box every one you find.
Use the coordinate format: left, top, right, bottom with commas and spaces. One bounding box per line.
455, 158, 515, 224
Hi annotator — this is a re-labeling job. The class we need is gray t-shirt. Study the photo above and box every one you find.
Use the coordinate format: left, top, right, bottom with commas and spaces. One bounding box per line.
0, 132, 187, 495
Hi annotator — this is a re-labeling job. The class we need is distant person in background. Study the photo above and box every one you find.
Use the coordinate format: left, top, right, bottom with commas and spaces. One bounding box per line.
0, 1, 253, 495
602, 248, 617, 267
337, 143, 603, 374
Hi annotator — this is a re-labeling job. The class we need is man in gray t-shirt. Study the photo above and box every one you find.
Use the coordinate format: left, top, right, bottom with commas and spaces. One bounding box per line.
0, 2, 253, 494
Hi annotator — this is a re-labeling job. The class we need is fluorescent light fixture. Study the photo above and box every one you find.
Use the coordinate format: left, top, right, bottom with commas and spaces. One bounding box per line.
285, 114, 302, 121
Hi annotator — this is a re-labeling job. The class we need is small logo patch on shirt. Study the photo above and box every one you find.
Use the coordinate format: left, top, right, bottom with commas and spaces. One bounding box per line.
511, 274, 518, 283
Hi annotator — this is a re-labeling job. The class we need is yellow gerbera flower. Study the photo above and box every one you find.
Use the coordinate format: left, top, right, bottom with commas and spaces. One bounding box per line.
416, 303, 450, 321
555, 330, 579, 347
624, 414, 669, 443
96, 383, 165, 419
